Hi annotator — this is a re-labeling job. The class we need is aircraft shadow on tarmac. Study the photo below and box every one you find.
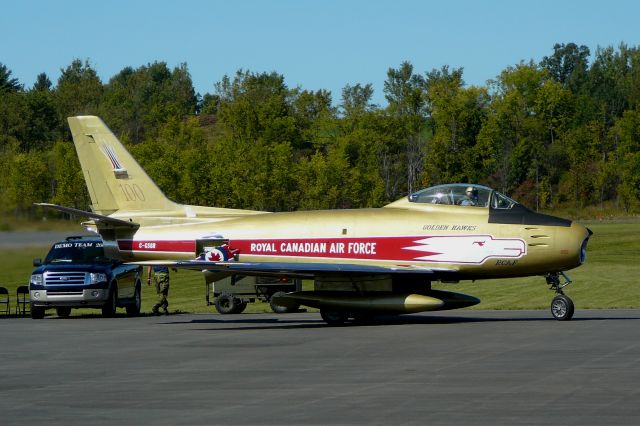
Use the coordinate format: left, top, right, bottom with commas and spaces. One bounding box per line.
160, 312, 640, 331
22, 311, 640, 329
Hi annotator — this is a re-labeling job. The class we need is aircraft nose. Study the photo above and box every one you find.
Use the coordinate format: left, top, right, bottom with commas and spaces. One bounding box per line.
579, 227, 593, 265
559, 222, 592, 270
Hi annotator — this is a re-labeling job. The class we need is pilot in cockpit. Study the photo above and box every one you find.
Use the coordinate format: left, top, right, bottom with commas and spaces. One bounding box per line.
460, 186, 479, 206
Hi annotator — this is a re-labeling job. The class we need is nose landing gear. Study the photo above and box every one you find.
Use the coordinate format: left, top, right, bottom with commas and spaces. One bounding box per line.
546, 272, 575, 321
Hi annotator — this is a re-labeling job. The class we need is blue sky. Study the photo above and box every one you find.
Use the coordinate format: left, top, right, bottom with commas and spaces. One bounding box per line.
2, 0, 639, 106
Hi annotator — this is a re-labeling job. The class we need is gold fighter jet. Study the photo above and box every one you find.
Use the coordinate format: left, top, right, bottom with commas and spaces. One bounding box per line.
38, 116, 592, 325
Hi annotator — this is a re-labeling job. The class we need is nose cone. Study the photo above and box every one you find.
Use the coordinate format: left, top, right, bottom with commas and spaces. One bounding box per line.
565, 222, 592, 268
580, 226, 593, 265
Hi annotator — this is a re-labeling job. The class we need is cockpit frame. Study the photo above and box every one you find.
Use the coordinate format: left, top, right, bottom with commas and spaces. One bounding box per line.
408, 184, 517, 210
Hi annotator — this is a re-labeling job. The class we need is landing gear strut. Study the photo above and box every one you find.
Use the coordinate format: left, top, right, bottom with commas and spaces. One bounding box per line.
546, 272, 575, 321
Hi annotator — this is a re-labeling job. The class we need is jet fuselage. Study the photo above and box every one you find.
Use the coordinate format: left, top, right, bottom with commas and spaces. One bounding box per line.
108, 200, 590, 281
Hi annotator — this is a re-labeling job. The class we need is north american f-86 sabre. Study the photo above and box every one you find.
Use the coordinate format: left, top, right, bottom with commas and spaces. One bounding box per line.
38, 116, 592, 325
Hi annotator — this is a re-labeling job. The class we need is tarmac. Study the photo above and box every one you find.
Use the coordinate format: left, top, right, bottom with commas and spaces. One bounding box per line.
1, 309, 639, 425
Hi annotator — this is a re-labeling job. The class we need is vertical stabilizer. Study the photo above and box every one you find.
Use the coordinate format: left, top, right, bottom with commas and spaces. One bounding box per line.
68, 116, 178, 215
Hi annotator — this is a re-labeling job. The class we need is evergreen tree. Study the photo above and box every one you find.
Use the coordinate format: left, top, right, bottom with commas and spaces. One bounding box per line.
0, 63, 22, 92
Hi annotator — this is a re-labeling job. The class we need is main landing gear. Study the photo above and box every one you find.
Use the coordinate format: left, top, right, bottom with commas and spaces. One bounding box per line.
319, 310, 375, 326
546, 272, 575, 321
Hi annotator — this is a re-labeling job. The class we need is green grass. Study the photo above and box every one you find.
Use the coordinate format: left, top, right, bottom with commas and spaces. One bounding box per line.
1, 222, 638, 317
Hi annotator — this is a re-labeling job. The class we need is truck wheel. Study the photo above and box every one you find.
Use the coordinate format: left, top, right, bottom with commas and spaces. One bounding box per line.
270, 291, 299, 314
31, 306, 45, 319
102, 286, 117, 317
215, 292, 239, 314
56, 307, 71, 318
126, 283, 141, 316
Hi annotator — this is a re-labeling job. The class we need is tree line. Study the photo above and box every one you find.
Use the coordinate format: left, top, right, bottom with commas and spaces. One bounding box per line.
1, 42, 639, 220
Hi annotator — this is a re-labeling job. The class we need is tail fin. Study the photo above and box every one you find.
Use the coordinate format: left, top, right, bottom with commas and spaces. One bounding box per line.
68, 116, 178, 215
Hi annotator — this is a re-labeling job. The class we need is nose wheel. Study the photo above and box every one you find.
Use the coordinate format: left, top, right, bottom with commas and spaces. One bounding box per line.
551, 294, 574, 320
546, 272, 575, 321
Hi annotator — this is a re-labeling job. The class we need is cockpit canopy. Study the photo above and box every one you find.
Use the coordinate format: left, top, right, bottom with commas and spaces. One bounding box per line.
409, 184, 517, 209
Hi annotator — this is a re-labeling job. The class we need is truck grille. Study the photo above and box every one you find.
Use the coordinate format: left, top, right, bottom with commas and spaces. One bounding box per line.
44, 272, 87, 285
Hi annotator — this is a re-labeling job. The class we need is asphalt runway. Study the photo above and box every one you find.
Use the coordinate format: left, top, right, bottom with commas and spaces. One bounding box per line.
1, 310, 639, 425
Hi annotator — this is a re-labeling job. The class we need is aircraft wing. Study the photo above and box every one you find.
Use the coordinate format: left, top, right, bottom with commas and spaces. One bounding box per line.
131, 259, 451, 278
35, 203, 139, 229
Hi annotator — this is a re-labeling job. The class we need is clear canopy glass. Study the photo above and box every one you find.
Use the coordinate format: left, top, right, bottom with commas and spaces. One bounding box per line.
409, 184, 516, 209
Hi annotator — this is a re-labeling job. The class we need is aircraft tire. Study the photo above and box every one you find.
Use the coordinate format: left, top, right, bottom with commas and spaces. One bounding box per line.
215, 293, 239, 315
320, 309, 348, 326
31, 306, 45, 319
56, 307, 71, 318
551, 294, 574, 321
235, 301, 248, 314
352, 312, 375, 324
270, 291, 298, 314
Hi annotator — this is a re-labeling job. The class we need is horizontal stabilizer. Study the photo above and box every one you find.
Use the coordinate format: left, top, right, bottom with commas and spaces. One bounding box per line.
36, 203, 139, 229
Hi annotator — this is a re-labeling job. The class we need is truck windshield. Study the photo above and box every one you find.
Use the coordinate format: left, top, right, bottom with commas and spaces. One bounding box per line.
44, 241, 109, 264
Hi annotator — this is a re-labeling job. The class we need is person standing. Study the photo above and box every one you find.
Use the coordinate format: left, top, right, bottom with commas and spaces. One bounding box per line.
148, 265, 171, 315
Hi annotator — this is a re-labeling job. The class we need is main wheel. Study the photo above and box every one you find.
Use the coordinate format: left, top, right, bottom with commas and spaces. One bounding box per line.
31, 306, 45, 319
126, 284, 141, 316
352, 312, 375, 324
270, 291, 299, 314
235, 301, 248, 314
215, 293, 239, 314
56, 307, 71, 318
320, 309, 348, 326
102, 286, 117, 317
551, 294, 574, 321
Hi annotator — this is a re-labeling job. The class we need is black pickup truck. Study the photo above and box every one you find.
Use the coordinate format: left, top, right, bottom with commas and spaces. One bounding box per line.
29, 236, 142, 319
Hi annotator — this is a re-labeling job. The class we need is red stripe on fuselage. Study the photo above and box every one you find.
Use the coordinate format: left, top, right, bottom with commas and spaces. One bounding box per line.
230, 236, 430, 261
117, 237, 423, 259
118, 240, 195, 253
116, 235, 525, 264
